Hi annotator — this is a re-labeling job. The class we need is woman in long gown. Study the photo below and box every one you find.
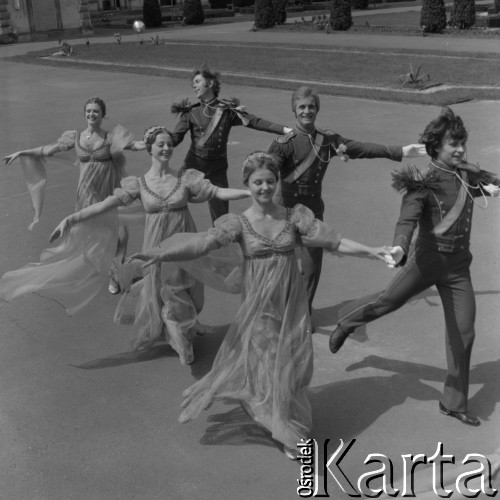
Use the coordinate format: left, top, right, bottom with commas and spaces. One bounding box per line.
130, 151, 390, 458
48, 126, 251, 365
2, 97, 144, 293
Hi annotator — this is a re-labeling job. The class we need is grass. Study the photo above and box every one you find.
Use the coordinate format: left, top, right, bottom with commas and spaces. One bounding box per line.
9, 40, 500, 105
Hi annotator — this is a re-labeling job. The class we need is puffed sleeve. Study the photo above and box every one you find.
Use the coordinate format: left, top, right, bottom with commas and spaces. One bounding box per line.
183, 168, 219, 203
109, 124, 135, 151
108, 124, 135, 171
56, 130, 77, 151
113, 176, 141, 206
292, 204, 342, 252
207, 213, 243, 247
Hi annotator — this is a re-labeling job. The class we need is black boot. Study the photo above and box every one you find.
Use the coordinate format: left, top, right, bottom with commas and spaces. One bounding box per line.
329, 325, 351, 353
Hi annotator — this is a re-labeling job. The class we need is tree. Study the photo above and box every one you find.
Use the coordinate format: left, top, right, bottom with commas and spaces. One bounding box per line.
143, 0, 162, 28
254, 0, 275, 28
272, 0, 287, 24
420, 0, 447, 33
183, 0, 205, 25
450, 0, 476, 28
330, 0, 352, 30
351, 0, 369, 9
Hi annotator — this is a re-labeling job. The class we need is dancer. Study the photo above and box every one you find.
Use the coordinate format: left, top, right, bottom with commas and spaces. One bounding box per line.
170, 65, 290, 222
329, 107, 500, 426
49, 126, 250, 365
130, 152, 389, 458
268, 86, 427, 315
2, 97, 144, 294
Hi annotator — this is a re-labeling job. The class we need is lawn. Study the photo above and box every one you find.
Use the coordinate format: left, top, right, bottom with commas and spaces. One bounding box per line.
9, 38, 500, 106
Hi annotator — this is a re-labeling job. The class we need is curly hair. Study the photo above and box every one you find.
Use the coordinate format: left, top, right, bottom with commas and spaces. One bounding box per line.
420, 107, 468, 159
242, 151, 280, 186
192, 65, 221, 97
84, 97, 106, 117
291, 86, 320, 113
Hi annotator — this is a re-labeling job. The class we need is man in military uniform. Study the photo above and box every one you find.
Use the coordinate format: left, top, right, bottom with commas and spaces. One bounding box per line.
268, 86, 425, 314
329, 107, 500, 426
170, 66, 289, 222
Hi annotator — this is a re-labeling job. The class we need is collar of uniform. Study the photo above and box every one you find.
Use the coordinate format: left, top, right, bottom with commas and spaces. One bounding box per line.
431, 160, 455, 173
431, 159, 480, 174
294, 123, 316, 136
200, 97, 218, 107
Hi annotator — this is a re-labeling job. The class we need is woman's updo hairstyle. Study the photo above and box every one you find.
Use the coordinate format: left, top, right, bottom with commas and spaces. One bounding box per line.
242, 151, 280, 186
84, 97, 107, 117
143, 126, 172, 154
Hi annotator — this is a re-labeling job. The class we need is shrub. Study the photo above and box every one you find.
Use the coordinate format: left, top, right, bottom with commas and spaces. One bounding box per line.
143, 0, 162, 28
208, 0, 230, 8
272, 0, 287, 23
450, 0, 475, 28
254, 0, 275, 27
330, 0, 352, 30
183, 0, 205, 24
350, 0, 368, 9
420, 0, 447, 33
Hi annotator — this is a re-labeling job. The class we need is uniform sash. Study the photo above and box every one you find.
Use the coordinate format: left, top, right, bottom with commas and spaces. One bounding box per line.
196, 107, 224, 149
432, 169, 468, 236
283, 130, 326, 183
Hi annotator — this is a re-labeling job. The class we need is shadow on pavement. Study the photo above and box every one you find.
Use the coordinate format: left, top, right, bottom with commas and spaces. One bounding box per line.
345, 355, 500, 422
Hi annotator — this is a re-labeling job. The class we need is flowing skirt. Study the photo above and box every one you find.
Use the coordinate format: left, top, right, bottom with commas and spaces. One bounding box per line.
179, 252, 313, 448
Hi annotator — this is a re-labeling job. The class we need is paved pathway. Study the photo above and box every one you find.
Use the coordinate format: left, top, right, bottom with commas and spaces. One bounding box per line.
1, 7, 499, 499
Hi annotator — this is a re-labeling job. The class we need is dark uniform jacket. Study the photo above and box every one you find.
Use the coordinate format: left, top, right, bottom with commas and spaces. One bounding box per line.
171, 97, 284, 161
391, 162, 499, 260
268, 129, 403, 198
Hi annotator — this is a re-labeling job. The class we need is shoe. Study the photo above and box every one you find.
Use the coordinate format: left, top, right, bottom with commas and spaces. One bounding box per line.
329, 325, 351, 353
284, 446, 299, 461
108, 278, 120, 295
439, 401, 480, 427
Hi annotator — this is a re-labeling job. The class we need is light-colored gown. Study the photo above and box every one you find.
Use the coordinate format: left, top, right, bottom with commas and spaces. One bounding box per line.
0, 126, 134, 313
113, 169, 219, 365
178, 204, 322, 449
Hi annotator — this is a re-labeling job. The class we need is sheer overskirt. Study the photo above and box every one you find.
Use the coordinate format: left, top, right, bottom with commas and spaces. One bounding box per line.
179, 252, 313, 449
0, 211, 119, 315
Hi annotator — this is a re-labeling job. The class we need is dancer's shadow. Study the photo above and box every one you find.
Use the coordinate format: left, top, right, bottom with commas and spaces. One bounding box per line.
345, 355, 500, 422
310, 371, 441, 476
70, 344, 176, 369
198, 404, 279, 451
70, 323, 229, 374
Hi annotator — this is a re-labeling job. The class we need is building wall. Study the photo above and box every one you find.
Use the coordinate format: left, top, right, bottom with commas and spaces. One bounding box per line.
4, 0, 89, 39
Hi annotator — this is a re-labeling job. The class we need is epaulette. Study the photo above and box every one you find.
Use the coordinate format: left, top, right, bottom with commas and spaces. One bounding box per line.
218, 96, 241, 109
171, 99, 199, 115
469, 169, 497, 186
276, 130, 297, 144
391, 165, 440, 194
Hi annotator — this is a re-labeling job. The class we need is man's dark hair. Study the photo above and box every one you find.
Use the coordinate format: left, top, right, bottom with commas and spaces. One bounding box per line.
192, 65, 221, 97
420, 107, 468, 159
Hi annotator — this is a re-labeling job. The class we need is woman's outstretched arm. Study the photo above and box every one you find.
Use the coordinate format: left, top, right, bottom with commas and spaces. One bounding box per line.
214, 188, 251, 201
129, 232, 220, 268
50, 195, 122, 243
3, 143, 62, 165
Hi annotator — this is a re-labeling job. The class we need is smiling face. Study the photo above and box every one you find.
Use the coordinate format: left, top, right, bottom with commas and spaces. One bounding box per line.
85, 102, 104, 127
436, 133, 466, 167
150, 132, 173, 162
294, 96, 318, 130
192, 74, 214, 101
247, 167, 278, 203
